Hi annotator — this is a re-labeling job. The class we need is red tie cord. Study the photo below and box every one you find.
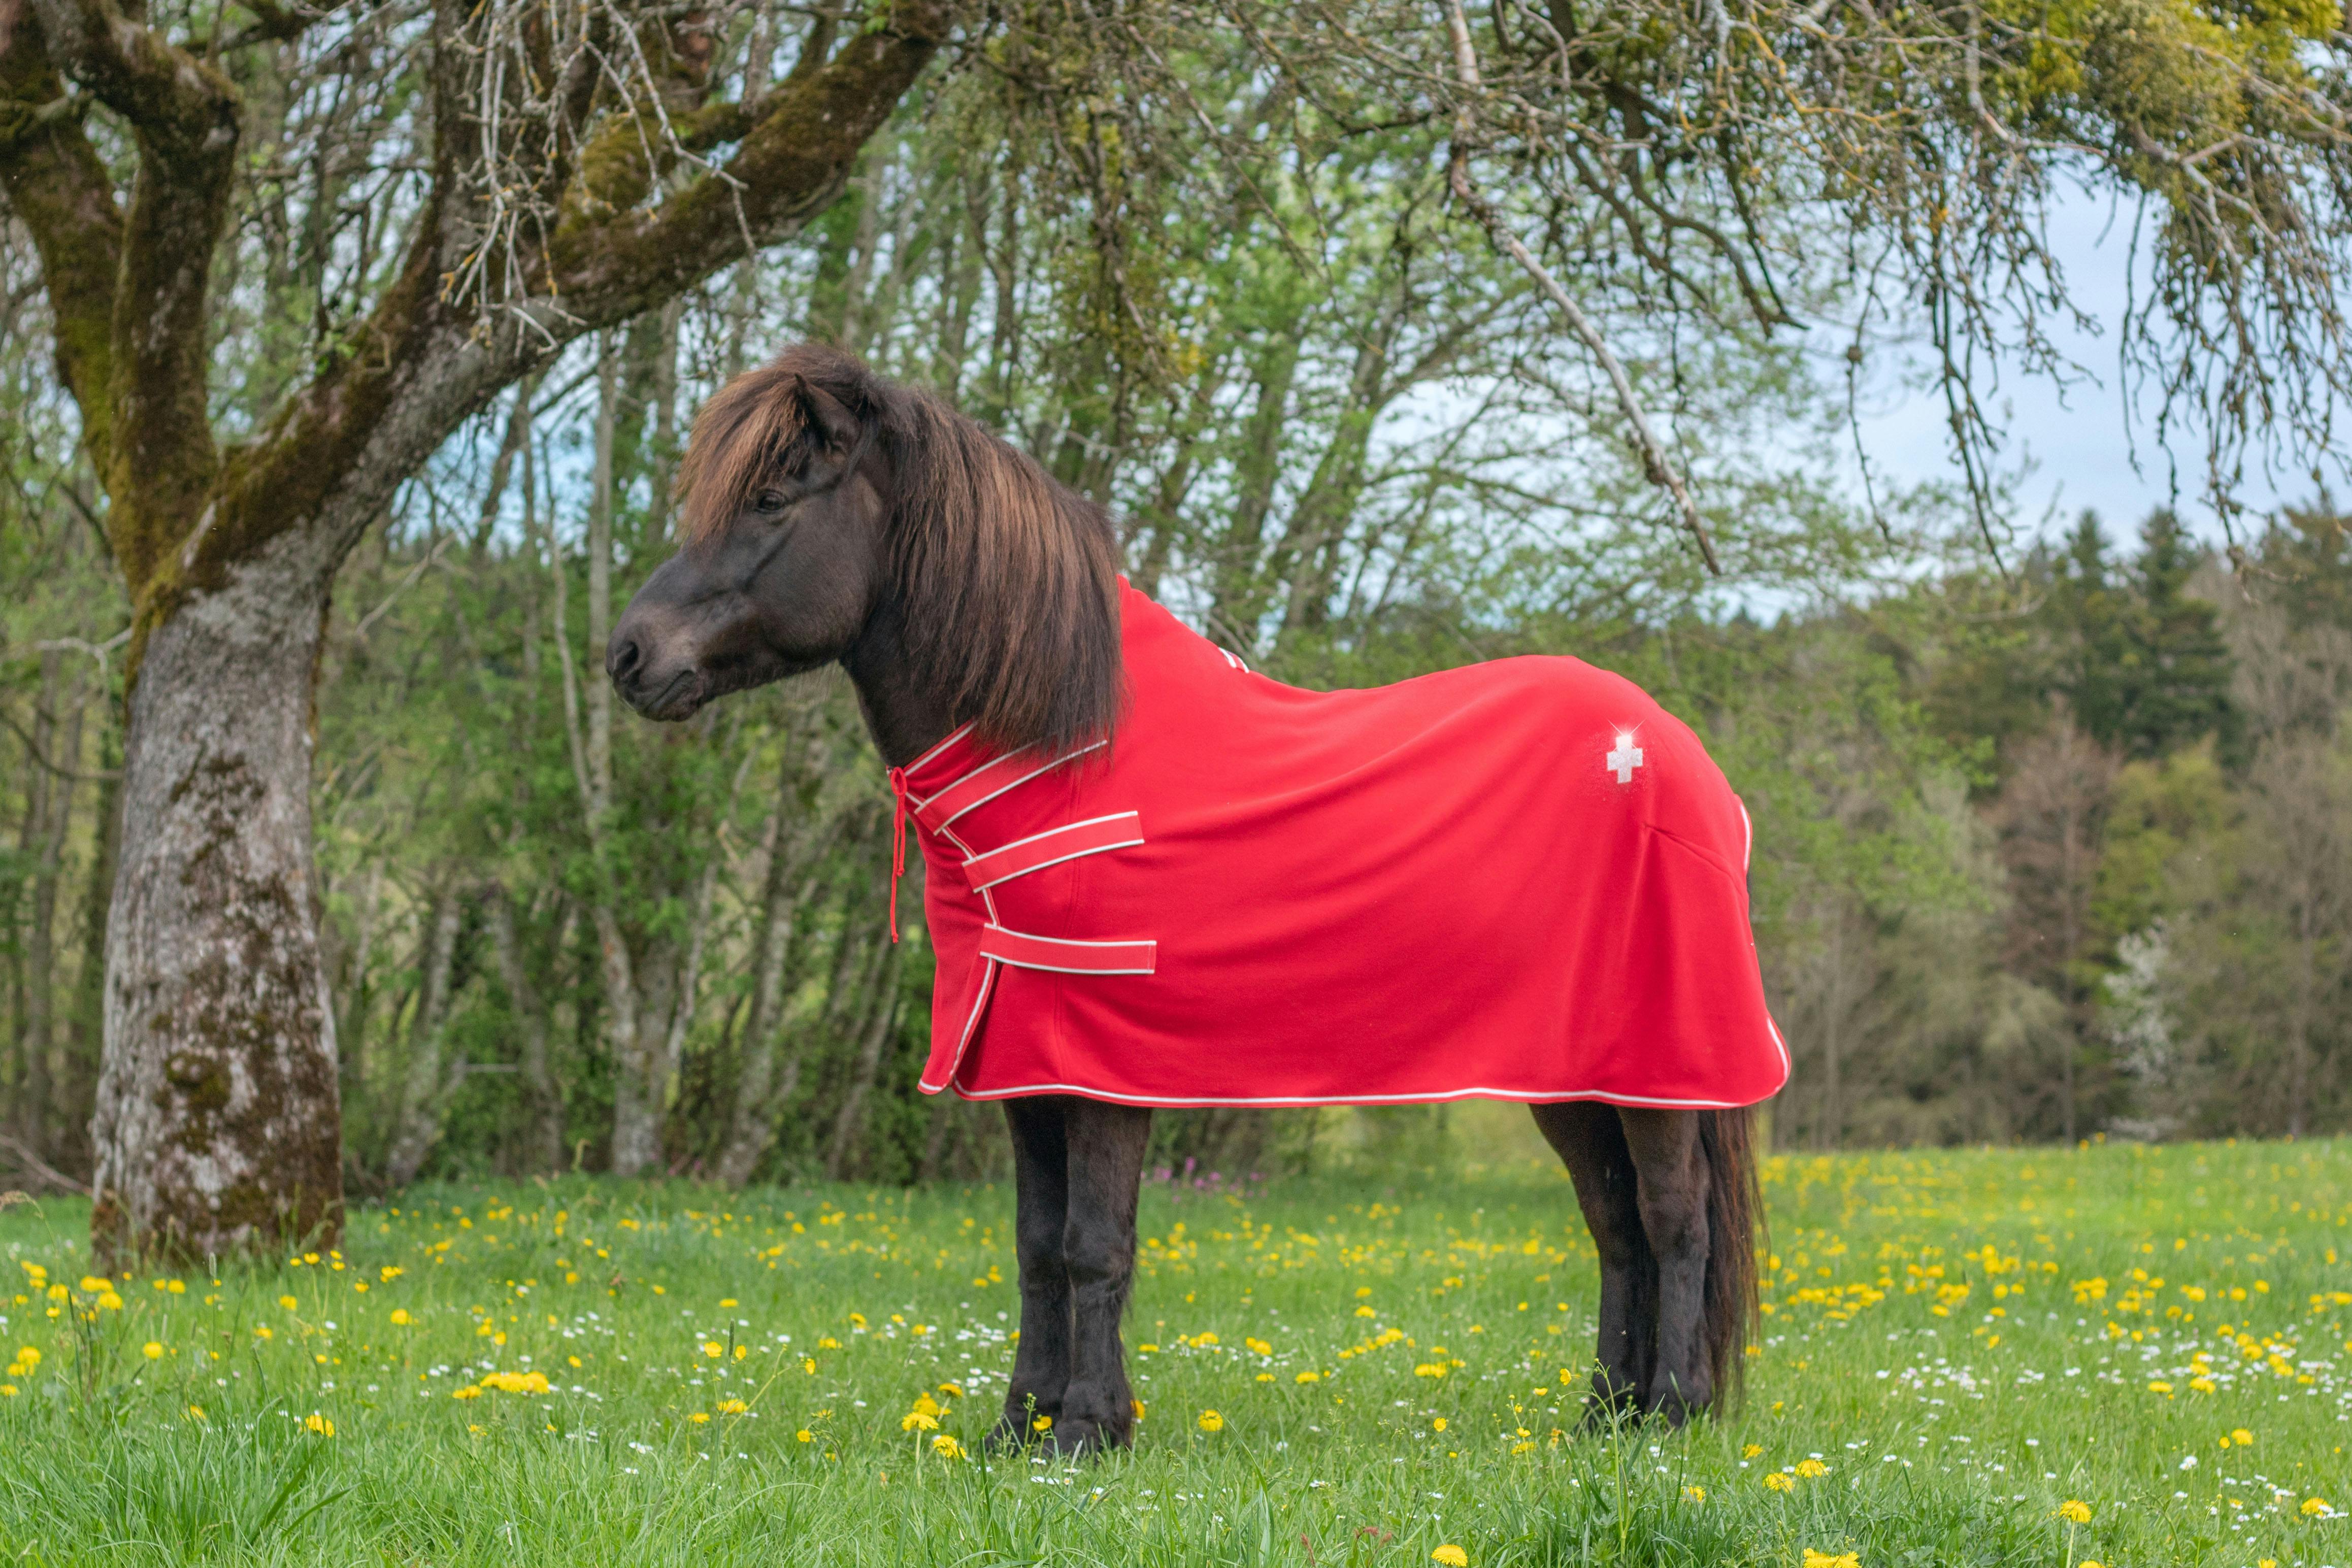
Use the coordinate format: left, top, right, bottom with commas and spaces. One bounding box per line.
886, 766, 909, 944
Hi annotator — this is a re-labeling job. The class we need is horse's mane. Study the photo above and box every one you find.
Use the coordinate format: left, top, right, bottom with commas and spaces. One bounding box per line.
674, 343, 1124, 754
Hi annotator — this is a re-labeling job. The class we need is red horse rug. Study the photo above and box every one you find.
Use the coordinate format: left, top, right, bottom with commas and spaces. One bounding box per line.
893, 580, 1787, 1109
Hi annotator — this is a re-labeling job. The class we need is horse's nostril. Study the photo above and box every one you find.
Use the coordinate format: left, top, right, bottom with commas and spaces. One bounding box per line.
608, 638, 642, 683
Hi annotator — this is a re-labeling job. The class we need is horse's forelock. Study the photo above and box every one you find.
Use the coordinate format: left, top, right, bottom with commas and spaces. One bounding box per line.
673, 346, 877, 546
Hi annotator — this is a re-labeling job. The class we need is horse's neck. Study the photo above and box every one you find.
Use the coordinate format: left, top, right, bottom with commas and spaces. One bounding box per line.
841, 600, 956, 768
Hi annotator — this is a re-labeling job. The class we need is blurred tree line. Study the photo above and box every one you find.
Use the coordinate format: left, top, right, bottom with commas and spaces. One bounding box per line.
5, 0, 2351, 1194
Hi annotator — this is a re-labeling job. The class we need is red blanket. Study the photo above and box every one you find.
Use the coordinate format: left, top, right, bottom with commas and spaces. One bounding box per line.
895, 581, 1786, 1109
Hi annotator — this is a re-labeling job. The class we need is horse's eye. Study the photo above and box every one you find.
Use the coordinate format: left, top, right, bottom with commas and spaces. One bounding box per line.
753, 489, 787, 515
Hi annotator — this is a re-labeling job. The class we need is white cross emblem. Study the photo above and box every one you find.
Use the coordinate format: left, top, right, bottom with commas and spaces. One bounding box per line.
1606, 731, 1644, 785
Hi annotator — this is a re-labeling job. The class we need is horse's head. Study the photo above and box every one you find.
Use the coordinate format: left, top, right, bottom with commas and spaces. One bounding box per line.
608, 352, 888, 722
611, 343, 1126, 759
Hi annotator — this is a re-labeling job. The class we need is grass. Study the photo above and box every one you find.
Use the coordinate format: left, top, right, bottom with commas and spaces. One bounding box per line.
3, 1125, 2350, 1565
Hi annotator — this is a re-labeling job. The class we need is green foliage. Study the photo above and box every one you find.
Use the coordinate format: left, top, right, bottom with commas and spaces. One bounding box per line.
6, 1138, 2352, 1563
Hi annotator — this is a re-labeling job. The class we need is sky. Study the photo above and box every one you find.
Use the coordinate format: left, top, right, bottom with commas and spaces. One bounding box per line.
1827, 187, 2333, 557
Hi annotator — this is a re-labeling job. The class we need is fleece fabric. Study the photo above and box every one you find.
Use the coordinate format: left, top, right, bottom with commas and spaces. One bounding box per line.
892, 580, 1786, 1109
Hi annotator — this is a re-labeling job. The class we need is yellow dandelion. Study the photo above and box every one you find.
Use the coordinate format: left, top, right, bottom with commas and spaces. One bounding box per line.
2231, 1428, 2255, 1446
796, 1428, 814, 1443
1794, 1458, 1827, 1478
142, 1342, 164, 1360
702, 1342, 722, 1358
451, 1386, 482, 1400
1433, 1417, 1448, 1431
1800, 1553, 1859, 1568
688, 1412, 711, 1424
716, 1398, 749, 1414
1198, 1409, 1224, 1432
900, 1411, 939, 1431
1432, 1548, 1469, 1567
1296, 1371, 1321, 1383
0, 1386, 14, 1398
389, 1309, 411, 1326
1742, 1443, 1762, 1458
2302, 1497, 2330, 1517
1132, 1399, 1146, 1422
184, 1404, 205, 1420
2058, 1500, 2091, 1523
303, 1413, 334, 1437
1684, 1485, 1705, 1503
931, 1434, 965, 1458
279, 1295, 298, 1311
1765, 1472, 1795, 1492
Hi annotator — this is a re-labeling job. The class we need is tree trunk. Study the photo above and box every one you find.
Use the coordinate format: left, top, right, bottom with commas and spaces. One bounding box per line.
715, 703, 836, 1185
57, 700, 121, 1180
485, 886, 565, 1173
11, 649, 69, 1153
823, 942, 902, 1181
382, 887, 465, 1187
90, 553, 343, 1265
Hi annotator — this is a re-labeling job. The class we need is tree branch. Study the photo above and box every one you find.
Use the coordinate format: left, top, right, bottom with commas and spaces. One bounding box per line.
1443, 0, 1719, 575
25, 0, 240, 603
0, 4, 122, 466
546, 1, 955, 324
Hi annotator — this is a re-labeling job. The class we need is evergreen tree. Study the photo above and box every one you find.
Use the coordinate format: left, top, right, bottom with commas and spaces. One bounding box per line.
2047, 511, 2236, 762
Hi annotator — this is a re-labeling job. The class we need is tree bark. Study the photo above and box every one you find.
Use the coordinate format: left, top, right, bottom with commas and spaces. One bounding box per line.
89, 540, 344, 1265
58, 694, 120, 1179
714, 707, 837, 1185
485, 886, 565, 1173
382, 886, 466, 1187
823, 941, 902, 1181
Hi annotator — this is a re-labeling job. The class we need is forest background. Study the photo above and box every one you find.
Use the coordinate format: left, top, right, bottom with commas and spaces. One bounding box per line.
5, 0, 2352, 1200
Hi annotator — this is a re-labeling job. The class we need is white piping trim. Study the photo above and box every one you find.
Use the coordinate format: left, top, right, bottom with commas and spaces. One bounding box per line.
903, 721, 977, 773
932, 1079, 1781, 1109
916, 739, 1108, 831
1739, 798, 1752, 873
962, 812, 1143, 891
988, 959, 1155, 977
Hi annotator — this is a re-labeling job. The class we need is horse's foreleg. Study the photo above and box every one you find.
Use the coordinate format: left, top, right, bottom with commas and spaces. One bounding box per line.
992, 1096, 1073, 1449
1050, 1098, 1152, 1455
1618, 1107, 1713, 1425
1532, 1101, 1650, 1424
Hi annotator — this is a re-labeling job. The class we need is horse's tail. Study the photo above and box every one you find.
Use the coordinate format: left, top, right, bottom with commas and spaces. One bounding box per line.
1701, 1105, 1763, 1409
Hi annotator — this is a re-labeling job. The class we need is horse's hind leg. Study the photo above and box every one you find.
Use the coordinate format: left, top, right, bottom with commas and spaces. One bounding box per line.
1617, 1107, 1713, 1425
991, 1096, 1074, 1449
1531, 1102, 1652, 1423
1050, 1098, 1153, 1455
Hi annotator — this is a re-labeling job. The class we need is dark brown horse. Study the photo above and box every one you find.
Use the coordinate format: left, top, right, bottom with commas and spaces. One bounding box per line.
608, 343, 1764, 1450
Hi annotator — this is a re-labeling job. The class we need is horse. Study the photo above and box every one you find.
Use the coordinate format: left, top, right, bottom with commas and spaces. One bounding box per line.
607, 342, 1777, 1452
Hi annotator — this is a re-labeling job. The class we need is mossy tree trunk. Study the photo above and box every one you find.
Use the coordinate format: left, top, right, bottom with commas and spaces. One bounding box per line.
1, 0, 957, 1262
91, 531, 347, 1257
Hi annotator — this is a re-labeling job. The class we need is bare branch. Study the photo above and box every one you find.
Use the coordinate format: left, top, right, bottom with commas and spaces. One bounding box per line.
1443, 0, 1720, 574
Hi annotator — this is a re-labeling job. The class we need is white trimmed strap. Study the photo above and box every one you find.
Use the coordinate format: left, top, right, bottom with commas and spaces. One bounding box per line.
961, 812, 1143, 892
977, 926, 1156, 976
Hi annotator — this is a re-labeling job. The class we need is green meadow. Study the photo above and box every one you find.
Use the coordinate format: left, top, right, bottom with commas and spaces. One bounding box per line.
4, 1124, 2350, 1566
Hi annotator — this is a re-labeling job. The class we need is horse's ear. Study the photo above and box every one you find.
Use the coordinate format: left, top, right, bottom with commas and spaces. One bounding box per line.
791, 377, 864, 479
